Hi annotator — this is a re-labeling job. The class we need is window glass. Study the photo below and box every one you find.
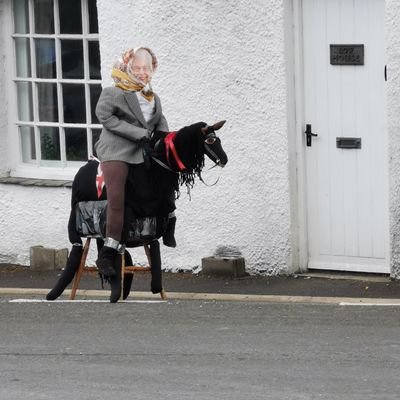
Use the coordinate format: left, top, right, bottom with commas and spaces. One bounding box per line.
40, 127, 60, 160
16, 82, 33, 121
34, 0, 54, 34
59, 0, 82, 34
15, 38, 31, 78
88, 0, 98, 33
61, 40, 84, 79
14, 0, 29, 34
90, 85, 102, 124
12, 0, 101, 173
35, 39, 56, 79
88, 41, 101, 79
66, 128, 87, 161
63, 84, 86, 123
37, 82, 58, 122
20, 126, 36, 163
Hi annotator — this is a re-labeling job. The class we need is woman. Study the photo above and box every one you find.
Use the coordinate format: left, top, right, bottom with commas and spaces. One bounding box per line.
95, 47, 170, 276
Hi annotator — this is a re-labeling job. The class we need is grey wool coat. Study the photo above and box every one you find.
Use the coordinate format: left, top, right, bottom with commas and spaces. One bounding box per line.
94, 86, 169, 164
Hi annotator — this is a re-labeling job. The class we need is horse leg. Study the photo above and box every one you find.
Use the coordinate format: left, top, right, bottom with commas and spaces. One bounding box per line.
149, 240, 163, 294
46, 245, 83, 300
163, 214, 177, 248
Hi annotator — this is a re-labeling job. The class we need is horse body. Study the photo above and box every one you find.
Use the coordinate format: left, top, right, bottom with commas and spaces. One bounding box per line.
47, 121, 228, 302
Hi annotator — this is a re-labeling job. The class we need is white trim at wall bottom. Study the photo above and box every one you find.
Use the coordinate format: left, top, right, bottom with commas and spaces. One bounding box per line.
308, 256, 389, 274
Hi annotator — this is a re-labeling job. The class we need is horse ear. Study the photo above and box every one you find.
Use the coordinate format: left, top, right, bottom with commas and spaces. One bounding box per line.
201, 120, 226, 135
212, 120, 226, 131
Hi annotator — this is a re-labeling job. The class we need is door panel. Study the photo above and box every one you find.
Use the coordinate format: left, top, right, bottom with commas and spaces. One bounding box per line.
302, 0, 389, 272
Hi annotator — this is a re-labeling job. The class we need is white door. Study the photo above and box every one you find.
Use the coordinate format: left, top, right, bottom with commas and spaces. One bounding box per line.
302, 0, 389, 273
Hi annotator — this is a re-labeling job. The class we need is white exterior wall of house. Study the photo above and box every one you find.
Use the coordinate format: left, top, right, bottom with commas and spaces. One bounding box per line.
387, 0, 400, 278
1, 0, 400, 277
0, 0, 294, 274
95, 0, 293, 274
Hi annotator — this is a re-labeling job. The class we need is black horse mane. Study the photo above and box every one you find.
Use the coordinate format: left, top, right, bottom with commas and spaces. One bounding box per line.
171, 121, 207, 192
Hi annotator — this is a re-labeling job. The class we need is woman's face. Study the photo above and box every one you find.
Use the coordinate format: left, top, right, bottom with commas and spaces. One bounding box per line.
130, 57, 151, 85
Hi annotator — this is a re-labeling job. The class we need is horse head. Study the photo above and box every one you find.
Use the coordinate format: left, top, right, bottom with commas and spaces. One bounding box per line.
157, 120, 228, 190
201, 120, 228, 168
161, 120, 228, 170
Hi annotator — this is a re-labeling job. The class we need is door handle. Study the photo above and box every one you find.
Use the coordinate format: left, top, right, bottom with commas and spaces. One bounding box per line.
305, 124, 318, 147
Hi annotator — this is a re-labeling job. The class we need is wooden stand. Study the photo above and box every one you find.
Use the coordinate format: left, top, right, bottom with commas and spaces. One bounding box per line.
69, 238, 167, 300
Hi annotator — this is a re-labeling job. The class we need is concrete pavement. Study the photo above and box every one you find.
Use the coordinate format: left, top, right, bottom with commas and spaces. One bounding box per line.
1, 263, 400, 304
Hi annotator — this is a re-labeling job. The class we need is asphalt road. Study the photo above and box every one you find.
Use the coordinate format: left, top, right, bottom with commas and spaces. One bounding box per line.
1, 298, 400, 399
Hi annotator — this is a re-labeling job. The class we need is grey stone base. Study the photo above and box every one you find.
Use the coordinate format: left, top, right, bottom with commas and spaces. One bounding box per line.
30, 246, 68, 270
201, 256, 246, 278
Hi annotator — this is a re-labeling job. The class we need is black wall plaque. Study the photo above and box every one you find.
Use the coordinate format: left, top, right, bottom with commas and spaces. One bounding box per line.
330, 44, 364, 65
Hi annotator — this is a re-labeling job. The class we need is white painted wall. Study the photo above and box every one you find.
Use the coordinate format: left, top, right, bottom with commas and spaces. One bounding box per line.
0, 0, 294, 274
96, 0, 293, 274
0, 184, 70, 264
387, 0, 400, 278
1, 0, 400, 276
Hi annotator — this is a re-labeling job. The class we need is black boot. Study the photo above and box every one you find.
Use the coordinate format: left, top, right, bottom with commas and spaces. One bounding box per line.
149, 240, 163, 294
46, 245, 83, 300
122, 250, 134, 300
96, 246, 118, 277
109, 253, 122, 303
163, 216, 177, 248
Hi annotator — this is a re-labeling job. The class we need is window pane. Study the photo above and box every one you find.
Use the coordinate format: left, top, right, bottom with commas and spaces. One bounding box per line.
35, 39, 56, 78
15, 38, 31, 78
40, 127, 60, 160
88, 0, 99, 33
16, 82, 33, 121
88, 41, 101, 79
65, 128, 87, 161
92, 129, 101, 156
90, 85, 102, 124
20, 126, 36, 163
14, 0, 29, 34
63, 84, 86, 123
59, 0, 82, 34
61, 40, 84, 79
37, 82, 58, 122
34, 0, 54, 34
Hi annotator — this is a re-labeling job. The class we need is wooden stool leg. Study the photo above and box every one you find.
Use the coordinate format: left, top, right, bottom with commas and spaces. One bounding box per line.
144, 243, 167, 300
69, 238, 91, 300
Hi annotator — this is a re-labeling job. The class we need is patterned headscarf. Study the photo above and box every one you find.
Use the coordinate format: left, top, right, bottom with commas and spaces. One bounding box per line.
111, 47, 158, 101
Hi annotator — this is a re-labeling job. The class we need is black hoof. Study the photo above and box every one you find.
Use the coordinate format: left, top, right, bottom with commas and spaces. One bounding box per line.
46, 289, 61, 301
151, 282, 163, 294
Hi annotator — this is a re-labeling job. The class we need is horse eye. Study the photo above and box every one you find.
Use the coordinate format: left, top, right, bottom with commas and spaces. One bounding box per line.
205, 137, 217, 145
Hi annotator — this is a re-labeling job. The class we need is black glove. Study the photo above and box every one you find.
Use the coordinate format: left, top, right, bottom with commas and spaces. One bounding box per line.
140, 136, 153, 169
149, 130, 168, 146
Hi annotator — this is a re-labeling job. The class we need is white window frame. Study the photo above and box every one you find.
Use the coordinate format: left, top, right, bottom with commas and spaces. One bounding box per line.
6, 0, 102, 180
